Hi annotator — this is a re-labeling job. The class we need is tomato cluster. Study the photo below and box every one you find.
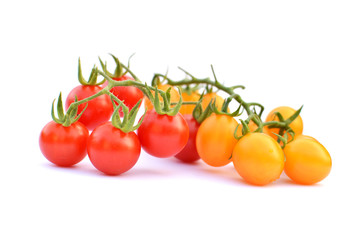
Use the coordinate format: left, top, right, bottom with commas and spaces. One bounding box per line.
39, 55, 332, 185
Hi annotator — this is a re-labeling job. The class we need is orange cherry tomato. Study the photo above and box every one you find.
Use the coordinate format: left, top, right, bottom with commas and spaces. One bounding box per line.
144, 84, 180, 110
201, 92, 225, 111
179, 91, 200, 115
284, 137, 332, 185
264, 106, 303, 140
247, 120, 259, 132
232, 133, 285, 186
196, 113, 239, 167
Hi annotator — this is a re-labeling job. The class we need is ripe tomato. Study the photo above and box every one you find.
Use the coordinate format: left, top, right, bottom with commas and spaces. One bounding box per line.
179, 91, 200, 115
137, 109, 189, 158
196, 113, 239, 167
39, 121, 89, 167
144, 84, 180, 110
232, 133, 285, 186
103, 75, 144, 117
284, 137, 332, 185
65, 85, 113, 130
264, 106, 303, 140
201, 92, 225, 111
174, 114, 201, 163
87, 122, 141, 175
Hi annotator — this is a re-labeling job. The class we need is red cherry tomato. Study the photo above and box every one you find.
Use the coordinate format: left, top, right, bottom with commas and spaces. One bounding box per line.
103, 75, 144, 117
174, 114, 201, 163
39, 121, 89, 167
65, 85, 113, 130
137, 110, 189, 158
87, 122, 141, 175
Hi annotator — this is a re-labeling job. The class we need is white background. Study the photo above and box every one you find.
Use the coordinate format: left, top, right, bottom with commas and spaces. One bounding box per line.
1, 0, 359, 239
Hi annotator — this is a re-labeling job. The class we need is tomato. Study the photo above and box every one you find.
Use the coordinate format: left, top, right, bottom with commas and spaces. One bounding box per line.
284, 137, 332, 185
39, 121, 89, 167
264, 106, 303, 140
174, 114, 201, 163
196, 113, 239, 167
144, 84, 180, 110
179, 91, 200, 115
87, 122, 141, 175
65, 85, 113, 130
201, 92, 225, 111
103, 75, 144, 117
137, 109, 189, 158
232, 133, 285, 186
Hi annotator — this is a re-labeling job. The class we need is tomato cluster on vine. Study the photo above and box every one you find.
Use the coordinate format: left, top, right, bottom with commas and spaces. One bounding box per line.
39, 54, 332, 186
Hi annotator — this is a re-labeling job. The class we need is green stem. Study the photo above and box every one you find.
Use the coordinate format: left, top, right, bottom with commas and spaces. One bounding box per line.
262, 121, 287, 128
170, 101, 198, 106
153, 72, 262, 126
66, 85, 112, 114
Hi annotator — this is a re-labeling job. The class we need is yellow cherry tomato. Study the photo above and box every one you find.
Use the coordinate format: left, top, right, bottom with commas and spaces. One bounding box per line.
264, 106, 303, 140
284, 138, 332, 185
196, 113, 239, 167
144, 84, 180, 110
232, 133, 285, 186
179, 91, 200, 115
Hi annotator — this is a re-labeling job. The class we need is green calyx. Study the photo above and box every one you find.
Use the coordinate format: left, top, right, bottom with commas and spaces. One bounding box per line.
234, 119, 250, 140
234, 114, 263, 140
267, 105, 303, 130
264, 105, 303, 146
51, 92, 87, 127
192, 95, 213, 124
272, 129, 295, 148
78, 58, 105, 86
212, 97, 242, 117
151, 85, 183, 116
99, 53, 134, 79
110, 96, 144, 133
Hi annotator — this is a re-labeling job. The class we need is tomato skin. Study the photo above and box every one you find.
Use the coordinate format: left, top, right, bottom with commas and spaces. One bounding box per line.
65, 85, 113, 130
232, 133, 285, 186
294, 134, 318, 142
39, 121, 89, 167
103, 75, 144, 117
264, 106, 303, 140
174, 115, 201, 163
137, 110, 189, 158
284, 138, 332, 185
179, 91, 199, 115
144, 84, 180, 110
87, 122, 141, 175
196, 114, 239, 167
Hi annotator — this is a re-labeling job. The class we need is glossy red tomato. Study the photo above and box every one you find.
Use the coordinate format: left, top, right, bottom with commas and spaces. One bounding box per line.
103, 75, 144, 117
39, 121, 89, 167
174, 114, 201, 163
137, 110, 189, 158
65, 85, 113, 130
87, 122, 141, 175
